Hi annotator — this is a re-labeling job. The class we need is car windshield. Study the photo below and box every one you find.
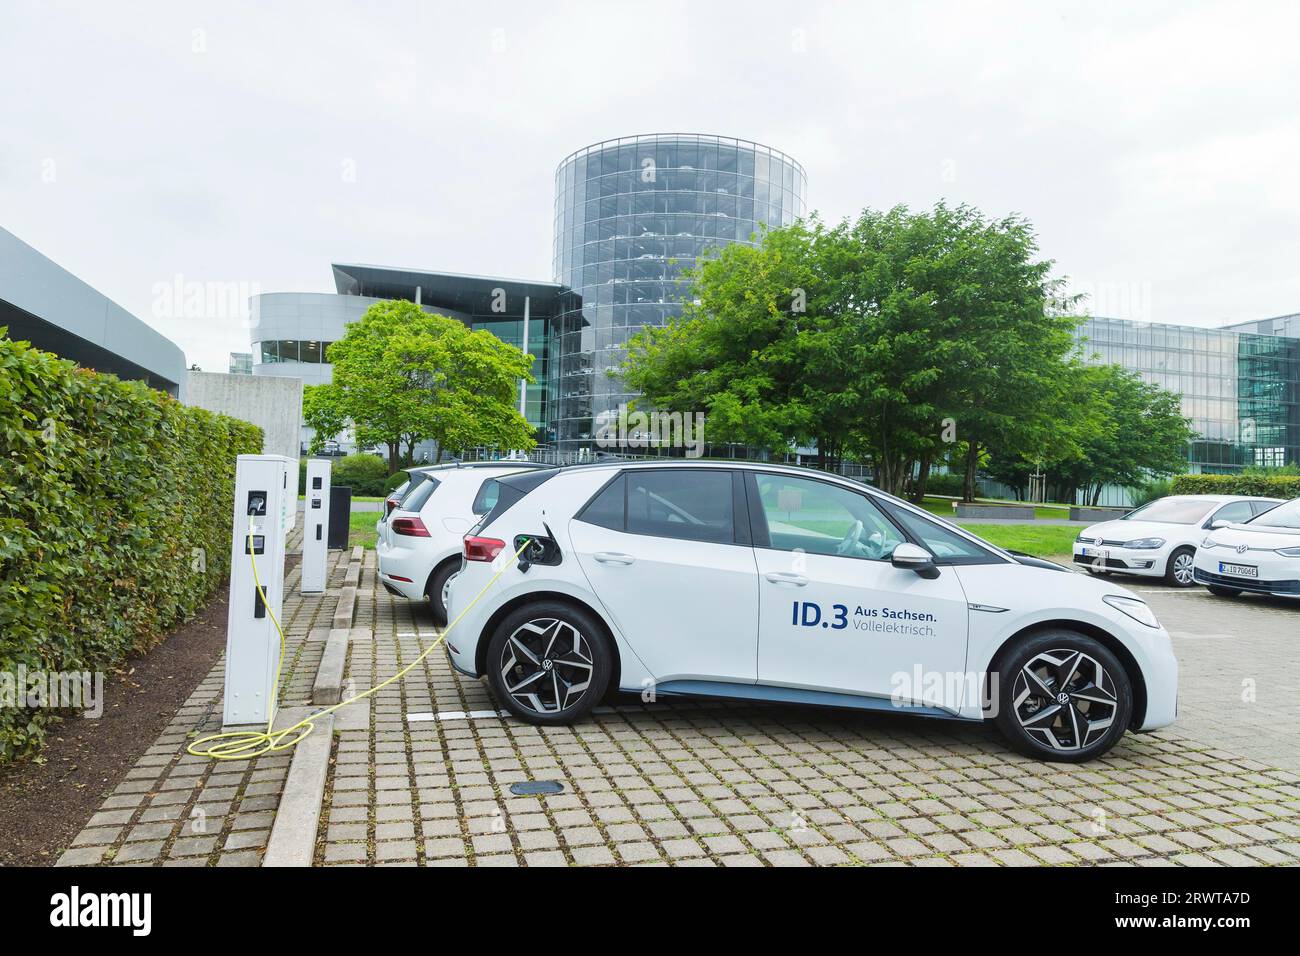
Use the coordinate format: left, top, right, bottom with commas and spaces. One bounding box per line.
1122, 497, 1213, 524
1247, 498, 1300, 529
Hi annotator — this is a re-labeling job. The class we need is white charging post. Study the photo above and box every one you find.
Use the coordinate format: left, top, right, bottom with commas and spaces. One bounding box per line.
301, 458, 332, 593
223, 453, 295, 728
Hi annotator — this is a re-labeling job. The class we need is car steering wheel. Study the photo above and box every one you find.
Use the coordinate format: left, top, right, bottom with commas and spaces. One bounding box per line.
836, 520, 890, 559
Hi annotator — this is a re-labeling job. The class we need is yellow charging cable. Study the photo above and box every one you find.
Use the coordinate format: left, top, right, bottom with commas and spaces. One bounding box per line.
187, 528, 528, 761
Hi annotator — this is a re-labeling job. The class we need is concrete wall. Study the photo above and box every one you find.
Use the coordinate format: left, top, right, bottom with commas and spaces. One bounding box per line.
184, 370, 303, 460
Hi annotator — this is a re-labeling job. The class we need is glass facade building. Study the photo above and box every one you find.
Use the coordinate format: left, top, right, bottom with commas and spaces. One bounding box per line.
1077, 317, 1300, 472
549, 134, 807, 449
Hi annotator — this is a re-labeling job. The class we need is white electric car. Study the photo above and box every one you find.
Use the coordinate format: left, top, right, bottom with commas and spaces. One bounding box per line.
446, 462, 1179, 762
1193, 496, 1300, 599
377, 461, 547, 623
1072, 494, 1281, 587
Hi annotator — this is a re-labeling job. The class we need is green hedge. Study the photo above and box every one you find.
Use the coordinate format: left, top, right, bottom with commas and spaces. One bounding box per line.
0, 336, 262, 762
332, 453, 389, 497
1171, 473, 1300, 499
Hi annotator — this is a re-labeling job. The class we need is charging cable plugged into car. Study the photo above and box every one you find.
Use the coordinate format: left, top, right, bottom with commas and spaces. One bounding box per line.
515, 522, 562, 573
188, 479, 533, 761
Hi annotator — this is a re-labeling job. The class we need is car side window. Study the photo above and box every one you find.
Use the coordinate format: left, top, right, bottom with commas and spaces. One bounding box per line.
1210, 501, 1253, 526
752, 473, 903, 560
1250, 499, 1279, 517
625, 470, 735, 544
576, 474, 625, 531
877, 500, 1002, 565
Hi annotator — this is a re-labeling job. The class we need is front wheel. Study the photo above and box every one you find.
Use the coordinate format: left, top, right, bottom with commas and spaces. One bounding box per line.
486, 601, 613, 726
992, 630, 1133, 762
1164, 546, 1196, 587
1207, 584, 1241, 598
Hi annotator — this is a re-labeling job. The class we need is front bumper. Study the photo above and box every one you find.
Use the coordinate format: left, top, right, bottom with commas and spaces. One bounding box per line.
1193, 564, 1300, 597
1134, 629, 1179, 731
1072, 544, 1168, 575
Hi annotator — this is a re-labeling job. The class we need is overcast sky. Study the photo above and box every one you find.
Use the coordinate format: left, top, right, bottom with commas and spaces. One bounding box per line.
3, 0, 1298, 371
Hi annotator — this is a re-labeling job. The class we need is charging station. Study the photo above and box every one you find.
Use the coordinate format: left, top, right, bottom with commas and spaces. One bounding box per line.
301, 458, 332, 593
223, 454, 296, 728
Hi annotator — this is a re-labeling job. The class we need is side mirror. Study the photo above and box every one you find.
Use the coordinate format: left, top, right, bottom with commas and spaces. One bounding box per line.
891, 542, 940, 579
1208, 519, 1231, 530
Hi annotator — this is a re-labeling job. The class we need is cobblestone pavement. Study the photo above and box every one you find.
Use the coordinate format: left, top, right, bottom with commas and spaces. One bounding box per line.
58, 545, 1300, 867
56, 529, 342, 867
314, 564, 1300, 868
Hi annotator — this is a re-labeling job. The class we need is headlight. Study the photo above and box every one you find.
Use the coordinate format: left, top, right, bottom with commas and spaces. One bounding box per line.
1276, 546, 1300, 558
1122, 537, 1165, 549
1104, 594, 1161, 629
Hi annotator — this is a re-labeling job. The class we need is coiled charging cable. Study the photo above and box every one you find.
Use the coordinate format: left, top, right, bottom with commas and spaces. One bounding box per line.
187, 528, 528, 760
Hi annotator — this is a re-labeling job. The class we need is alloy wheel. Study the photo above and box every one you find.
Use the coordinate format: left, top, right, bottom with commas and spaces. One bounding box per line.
1171, 552, 1194, 585
497, 618, 595, 716
1012, 649, 1118, 752
441, 572, 458, 616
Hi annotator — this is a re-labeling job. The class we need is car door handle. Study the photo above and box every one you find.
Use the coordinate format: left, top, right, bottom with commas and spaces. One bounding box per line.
593, 551, 635, 565
764, 571, 808, 586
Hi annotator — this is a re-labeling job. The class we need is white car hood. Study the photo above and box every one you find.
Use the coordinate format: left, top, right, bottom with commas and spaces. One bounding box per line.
1211, 522, 1300, 549
1079, 519, 1183, 542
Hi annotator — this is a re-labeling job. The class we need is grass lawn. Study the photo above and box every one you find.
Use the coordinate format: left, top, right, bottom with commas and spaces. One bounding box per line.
349, 510, 379, 549
961, 523, 1077, 561
918, 496, 1071, 521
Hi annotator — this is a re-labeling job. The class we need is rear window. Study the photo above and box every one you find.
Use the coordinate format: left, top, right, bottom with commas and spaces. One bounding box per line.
475, 469, 560, 531
472, 479, 502, 515
399, 476, 440, 513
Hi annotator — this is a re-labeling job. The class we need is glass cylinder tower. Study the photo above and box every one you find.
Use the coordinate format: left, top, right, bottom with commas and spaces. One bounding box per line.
550, 134, 807, 450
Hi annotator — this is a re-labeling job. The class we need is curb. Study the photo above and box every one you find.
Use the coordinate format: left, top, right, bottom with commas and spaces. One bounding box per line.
312, 629, 350, 704
262, 708, 334, 867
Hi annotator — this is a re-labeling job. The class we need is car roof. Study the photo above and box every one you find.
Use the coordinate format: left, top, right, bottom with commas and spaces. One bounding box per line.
407, 460, 551, 475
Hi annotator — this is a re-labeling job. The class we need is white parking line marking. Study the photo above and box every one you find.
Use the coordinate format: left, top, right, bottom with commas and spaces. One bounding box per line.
406, 709, 507, 723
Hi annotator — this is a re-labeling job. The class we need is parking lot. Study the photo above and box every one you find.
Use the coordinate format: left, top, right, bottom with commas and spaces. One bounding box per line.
59, 553, 1300, 867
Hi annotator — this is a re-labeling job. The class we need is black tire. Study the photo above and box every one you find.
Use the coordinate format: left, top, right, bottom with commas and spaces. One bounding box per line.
1164, 546, 1196, 587
1207, 584, 1242, 598
486, 601, 613, 726
425, 560, 458, 626
991, 630, 1133, 763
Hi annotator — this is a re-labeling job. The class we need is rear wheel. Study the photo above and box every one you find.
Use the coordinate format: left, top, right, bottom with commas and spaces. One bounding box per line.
992, 630, 1133, 762
1207, 584, 1242, 598
1164, 546, 1196, 587
425, 561, 458, 626
486, 601, 612, 726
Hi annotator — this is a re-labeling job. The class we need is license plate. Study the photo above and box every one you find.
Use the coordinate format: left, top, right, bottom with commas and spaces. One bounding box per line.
1218, 562, 1258, 578
1081, 547, 1108, 559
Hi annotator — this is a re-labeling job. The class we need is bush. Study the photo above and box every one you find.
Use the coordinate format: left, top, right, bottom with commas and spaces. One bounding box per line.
921, 473, 966, 497
0, 336, 262, 762
384, 470, 410, 495
1171, 473, 1300, 499
331, 453, 389, 497
1130, 477, 1174, 508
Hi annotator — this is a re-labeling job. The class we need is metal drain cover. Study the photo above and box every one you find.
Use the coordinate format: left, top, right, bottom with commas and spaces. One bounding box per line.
510, 780, 565, 796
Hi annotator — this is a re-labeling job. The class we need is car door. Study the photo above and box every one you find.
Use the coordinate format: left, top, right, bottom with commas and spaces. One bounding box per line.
568, 468, 759, 685
747, 471, 970, 710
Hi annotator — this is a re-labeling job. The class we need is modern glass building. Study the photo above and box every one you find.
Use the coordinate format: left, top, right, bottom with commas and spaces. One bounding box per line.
1077, 316, 1300, 472
549, 134, 807, 448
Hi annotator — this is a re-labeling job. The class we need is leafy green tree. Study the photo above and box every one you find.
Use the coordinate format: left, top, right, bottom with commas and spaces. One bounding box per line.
303, 300, 535, 472
622, 203, 1079, 497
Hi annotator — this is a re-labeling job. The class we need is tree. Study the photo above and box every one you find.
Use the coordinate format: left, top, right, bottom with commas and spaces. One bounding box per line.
621, 203, 1079, 497
303, 300, 535, 472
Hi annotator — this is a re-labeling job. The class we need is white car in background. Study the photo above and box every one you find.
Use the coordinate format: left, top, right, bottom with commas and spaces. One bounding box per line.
377, 461, 546, 623
1194, 497, 1300, 599
1073, 494, 1281, 587
446, 461, 1179, 762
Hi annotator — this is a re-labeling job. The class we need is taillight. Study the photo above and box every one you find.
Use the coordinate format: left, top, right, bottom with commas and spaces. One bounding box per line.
464, 535, 506, 562
391, 516, 431, 537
